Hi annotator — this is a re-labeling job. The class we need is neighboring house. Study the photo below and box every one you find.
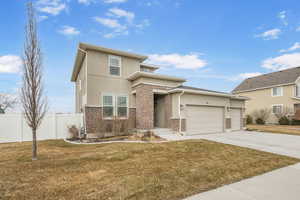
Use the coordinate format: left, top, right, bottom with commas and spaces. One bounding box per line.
232, 67, 300, 124
71, 43, 247, 138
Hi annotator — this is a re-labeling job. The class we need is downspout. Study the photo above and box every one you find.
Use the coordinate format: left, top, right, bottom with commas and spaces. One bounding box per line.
78, 48, 88, 137
178, 90, 185, 135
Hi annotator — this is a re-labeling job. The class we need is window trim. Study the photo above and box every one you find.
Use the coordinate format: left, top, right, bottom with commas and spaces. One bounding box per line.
102, 93, 115, 119
116, 95, 129, 119
101, 93, 129, 119
271, 87, 283, 97
272, 104, 283, 114
108, 55, 122, 77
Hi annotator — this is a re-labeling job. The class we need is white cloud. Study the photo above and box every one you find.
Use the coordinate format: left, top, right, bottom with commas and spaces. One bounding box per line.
279, 42, 300, 53
0, 55, 22, 73
230, 72, 262, 81
36, 0, 67, 16
78, 0, 94, 5
58, 26, 80, 36
262, 52, 300, 70
136, 19, 150, 29
107, 8, 135, 22
103, 0, 127, 3
38, 15, 49, 22
256, 28, 281, 40
94, 17, 125, 29
296, 27, 300, 32
278, 10, 288, 26
147, 53, 207, 69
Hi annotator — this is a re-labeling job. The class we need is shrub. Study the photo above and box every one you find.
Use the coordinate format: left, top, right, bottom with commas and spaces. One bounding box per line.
68, 125, 79, 140
255, 118, 265, 125
252, 108, 271, 124
291, 119, 300, 125
246, 115, 253, 125
278, 116, 290, 125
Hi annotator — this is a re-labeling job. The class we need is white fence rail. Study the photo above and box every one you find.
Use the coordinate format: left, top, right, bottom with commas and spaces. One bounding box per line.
0, 113, 83, 143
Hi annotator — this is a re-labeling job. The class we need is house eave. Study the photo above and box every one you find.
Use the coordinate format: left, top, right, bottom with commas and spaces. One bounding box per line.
233, 82, 295, 94
127, 71, 186, 82
169, 88, 249, 100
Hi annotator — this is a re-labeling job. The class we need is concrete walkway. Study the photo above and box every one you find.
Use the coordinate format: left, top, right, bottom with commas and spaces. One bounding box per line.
185, 163, 300, 200
156, 131, 300, 200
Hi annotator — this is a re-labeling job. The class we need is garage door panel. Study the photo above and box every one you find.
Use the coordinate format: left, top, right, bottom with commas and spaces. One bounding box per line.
186, 106, 224, 135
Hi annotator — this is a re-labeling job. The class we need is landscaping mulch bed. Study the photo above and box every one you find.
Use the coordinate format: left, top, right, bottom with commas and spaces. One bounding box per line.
67, 133, 166, 143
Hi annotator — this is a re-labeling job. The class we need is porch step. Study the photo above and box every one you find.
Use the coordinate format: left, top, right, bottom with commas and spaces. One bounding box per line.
152, 128, 174, 135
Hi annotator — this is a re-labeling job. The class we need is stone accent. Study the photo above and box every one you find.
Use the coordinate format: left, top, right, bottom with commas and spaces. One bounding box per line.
84, 106, 136, 138
171, 119, 186, 132
225, 118, 231, 129
164, 94, 172, 128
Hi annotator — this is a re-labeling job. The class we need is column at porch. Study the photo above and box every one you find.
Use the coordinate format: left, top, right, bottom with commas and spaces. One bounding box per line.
135, 84, 154, 129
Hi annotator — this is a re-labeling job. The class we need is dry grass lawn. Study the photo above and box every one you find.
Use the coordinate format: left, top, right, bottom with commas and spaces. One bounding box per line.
247, 124, 300, 136
0, 140, 298, 200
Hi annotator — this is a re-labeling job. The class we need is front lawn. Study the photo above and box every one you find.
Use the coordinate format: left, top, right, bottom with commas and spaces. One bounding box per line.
247, 124, 300, 136
0, 140, 298, 200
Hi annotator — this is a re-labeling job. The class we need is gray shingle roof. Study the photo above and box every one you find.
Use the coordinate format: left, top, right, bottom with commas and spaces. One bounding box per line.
232, 67, 300, 93
175, 85, 230, 95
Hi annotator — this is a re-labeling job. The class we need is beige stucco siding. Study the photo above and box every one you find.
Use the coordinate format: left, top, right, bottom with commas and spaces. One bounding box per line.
132, 77, 182, 88
237, 84, 300, 123
230, 99, 244, 108
86, 50, 139, 107
75, 56, 87, 113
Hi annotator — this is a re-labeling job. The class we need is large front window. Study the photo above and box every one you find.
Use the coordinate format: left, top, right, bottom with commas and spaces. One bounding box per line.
102, 95, 128, 118
296, 85, 300, 97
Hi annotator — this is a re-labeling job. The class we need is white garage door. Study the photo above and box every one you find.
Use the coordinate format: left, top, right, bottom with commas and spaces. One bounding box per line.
186, 106, 224, 135
231, 108, 241, 131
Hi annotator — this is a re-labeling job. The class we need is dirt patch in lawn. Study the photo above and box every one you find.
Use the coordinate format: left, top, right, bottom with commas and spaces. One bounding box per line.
0, 140, 298, 200
247, 124, 300, 136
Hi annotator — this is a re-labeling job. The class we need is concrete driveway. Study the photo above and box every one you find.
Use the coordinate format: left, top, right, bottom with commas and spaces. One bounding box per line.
159, 130, 300, 159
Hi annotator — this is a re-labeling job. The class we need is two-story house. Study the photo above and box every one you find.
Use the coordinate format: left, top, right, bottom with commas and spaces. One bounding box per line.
232, 67, 300, 124
71, 43, 247, 138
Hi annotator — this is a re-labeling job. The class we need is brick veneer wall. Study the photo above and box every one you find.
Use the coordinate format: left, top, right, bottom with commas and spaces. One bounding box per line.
134, 84, 173, 130
84, 106, 136, 138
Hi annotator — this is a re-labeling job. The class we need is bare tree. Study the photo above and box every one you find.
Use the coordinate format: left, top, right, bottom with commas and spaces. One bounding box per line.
21, 2, 47, 160
0, 94, 18, 114
252, 108, 271, 124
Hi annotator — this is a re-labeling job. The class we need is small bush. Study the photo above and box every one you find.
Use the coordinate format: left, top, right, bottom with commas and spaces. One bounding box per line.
246, 115, 253, 125
68, 125, 79, 140
291, 119, 300, 125
278, 116, 290, 125
255, 118, 265, 125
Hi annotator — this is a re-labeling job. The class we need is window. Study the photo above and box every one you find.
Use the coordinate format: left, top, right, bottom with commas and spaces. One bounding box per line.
102, 94, 128, 118
296, 85, 300, 97
272, 105, 283, 114
117, 96, 128, 118
109, 55, 121, 76
103, 95, 114, 118
272, 87, 283, 97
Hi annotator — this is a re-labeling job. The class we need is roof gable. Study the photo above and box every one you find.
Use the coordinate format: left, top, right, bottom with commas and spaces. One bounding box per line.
232, 67, 300, 93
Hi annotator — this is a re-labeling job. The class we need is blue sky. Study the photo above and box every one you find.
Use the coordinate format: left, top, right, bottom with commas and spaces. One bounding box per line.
1, 0, 300, 112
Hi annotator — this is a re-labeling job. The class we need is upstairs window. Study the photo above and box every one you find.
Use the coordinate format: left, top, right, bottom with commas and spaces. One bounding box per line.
109, 55, 121, 76
296, 85, 300, 97
272, 105, 283, 114
272, 87, 283, 97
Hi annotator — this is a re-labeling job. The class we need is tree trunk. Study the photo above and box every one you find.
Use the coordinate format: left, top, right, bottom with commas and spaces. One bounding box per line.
32, 129, 37, 160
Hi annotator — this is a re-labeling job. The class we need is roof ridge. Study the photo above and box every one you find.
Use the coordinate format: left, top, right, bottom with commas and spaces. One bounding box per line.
246, 66, 300, 80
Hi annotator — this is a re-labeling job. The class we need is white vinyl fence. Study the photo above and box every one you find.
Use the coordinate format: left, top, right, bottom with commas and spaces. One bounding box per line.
0, 113, 83, 143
